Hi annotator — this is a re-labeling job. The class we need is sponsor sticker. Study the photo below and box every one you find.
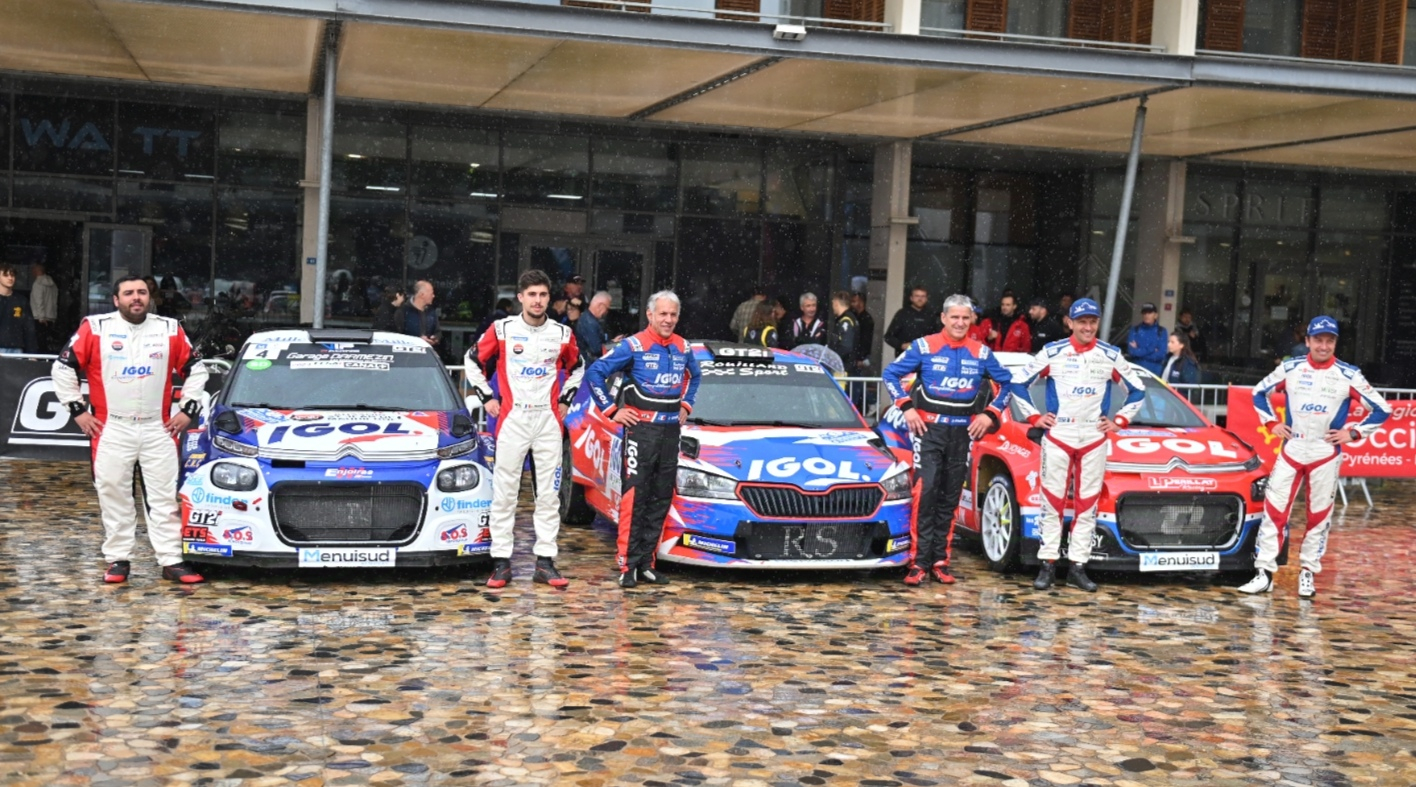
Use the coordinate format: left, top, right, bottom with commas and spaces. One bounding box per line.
184, 452, 206, 469
297, 547, 397, 567
885, 536, 912, 554
324, 467, 374, 479
289, 360, 390, 371
1145, 476, 1219, 491
458, 542, 491, 556
392, 345, 427, 353
959, 489, 973, 510
794, 363, 824, 374
183, 542, 233, 557
245, 359, 272, 371
440, 523, 470, 544
683, 534, 736, 555
1138, 551, 1219, 572
187, 509, 220, 526
440, 497, 491, 512
223, 526, 254, 543
182, 525, 211, 541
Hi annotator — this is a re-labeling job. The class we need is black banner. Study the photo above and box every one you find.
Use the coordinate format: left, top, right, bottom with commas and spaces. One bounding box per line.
0, 355, 92, 461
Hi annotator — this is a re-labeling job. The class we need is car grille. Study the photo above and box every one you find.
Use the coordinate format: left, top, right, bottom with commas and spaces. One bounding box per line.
742, 522, 878, 560
737, 484, 883, 519
271, 482, 425, 545
1115, 493, 1243, 549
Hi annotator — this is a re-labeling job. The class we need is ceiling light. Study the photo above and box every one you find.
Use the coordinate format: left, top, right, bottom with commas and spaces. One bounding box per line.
470, 192, 498, 199
546, 194, 583, 201
365, 185, 401, 192
346, 153, 365, 159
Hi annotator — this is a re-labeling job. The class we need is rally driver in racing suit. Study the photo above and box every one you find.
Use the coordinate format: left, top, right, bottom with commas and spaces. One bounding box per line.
53, 275, 209, 584
585, 290, 701, 589
465, 269, 584, 588
1238, 315, 1390, 598
883, 294, 1013, 587
1014, 298, 1146, 592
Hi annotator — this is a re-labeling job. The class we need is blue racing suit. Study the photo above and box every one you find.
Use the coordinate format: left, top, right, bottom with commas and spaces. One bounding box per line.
585, 330, 702, 572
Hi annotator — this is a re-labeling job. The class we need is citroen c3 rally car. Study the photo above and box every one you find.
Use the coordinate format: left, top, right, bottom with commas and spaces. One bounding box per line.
879, 352, 1274, 575
561, 342, 914, 569
176, 329, 495, 569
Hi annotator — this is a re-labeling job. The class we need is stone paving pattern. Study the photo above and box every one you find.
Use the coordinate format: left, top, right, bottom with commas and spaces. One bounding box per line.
2, 460, 1415, 786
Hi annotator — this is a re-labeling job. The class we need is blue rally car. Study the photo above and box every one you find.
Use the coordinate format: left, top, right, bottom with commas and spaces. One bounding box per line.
176, 329, 495, 569
561, 342, 914, 569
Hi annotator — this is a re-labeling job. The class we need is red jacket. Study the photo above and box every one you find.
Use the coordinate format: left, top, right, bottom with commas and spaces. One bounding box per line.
989, 316, 1032, 353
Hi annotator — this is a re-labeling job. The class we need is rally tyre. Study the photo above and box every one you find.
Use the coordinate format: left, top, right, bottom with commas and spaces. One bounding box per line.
560, 439, 595, 525
980, 474, 1022, 573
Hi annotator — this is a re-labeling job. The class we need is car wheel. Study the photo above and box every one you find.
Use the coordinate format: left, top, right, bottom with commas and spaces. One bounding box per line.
560, 438, 596, 525
979, 474, 1022, 572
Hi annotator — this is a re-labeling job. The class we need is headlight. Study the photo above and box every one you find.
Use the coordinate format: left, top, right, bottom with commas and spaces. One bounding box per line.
213, 434, 257, 457
210, 462, 258, 491
1243, 455, 1262, 472
1251, 477, 1268, 501
438, 439, 478, 459
676, 468, 737, 500
437, 465, 480, 492
882, 471, 912, 500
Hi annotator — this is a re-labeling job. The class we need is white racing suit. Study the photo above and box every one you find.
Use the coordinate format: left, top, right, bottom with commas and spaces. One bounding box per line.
1252, 356, 1390, 574
1014, 339, 1146, 564
465, 315, 584, 559
52, 313, 207, 566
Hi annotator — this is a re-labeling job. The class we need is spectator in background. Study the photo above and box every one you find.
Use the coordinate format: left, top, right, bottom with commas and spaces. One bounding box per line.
1125, 302, 1168, 376
1162, 330, 1201, 384
562, 274, 586, 305
0, 265, 39, 354
1286, 324, 1308, 359
828, 291, 860, 371
782, 292, 827, 348
1027, 298, 1066, 353
372, 286, 405, 332
967, 302, 989, 343
566, 298, 583, 328
576, 291, 612, 365
479, 298, 513, 335
400, 280, 440, 347
989, 293, 1031, 353
730, 287, 767, 339
884, 286, 939, 354
1176, 308, 1206, 359
849, 291, 875, 367
29, 263, 57, 351
1059, 293, 1075, 337
742, 301, 778, 347
550, 295, 570, 325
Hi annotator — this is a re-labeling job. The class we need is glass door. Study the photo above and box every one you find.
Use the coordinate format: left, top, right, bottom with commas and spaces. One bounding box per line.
1244, 229, 1310, 360
591, 244, 650, 337
82, 224, 151, 316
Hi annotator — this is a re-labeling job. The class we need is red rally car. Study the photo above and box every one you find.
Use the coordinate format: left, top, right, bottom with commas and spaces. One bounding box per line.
878, 352, 1278, 575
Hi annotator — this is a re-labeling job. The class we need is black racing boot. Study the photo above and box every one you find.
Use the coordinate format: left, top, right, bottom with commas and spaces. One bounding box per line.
533, 557, 569, 588
619, 567, 639, 589
486, 559, 512, 588
1066, 563, 1098, 592
1033, 561, 1056, 590
104, 561, 131, 584
637, 565, 671, 585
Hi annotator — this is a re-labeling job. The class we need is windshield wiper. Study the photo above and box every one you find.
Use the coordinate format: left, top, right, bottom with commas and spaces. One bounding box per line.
725, 420, 822, 429
686, 417, 735, 427
1125, 419, 1181, 428
295, 403, 406, 411
228, 402, 279, 409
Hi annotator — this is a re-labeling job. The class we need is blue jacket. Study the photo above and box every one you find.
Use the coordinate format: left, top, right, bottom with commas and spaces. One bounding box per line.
575, 311, 607, 364
882, 334, 1013, 426
399, 304, 439, 341
585, 330, 702, 424
1164, 355, 1200, 385
1126, 322, 1168, 376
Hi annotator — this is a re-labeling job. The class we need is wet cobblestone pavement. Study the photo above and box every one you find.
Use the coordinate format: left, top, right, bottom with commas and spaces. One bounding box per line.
3, 461, 1416, 786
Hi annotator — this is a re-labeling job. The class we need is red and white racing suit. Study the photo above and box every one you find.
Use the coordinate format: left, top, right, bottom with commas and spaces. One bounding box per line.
1252, 355, 1390, 574
52, 313, 207, 567
465, 315, 584, 560
1014, 338, 1146, 564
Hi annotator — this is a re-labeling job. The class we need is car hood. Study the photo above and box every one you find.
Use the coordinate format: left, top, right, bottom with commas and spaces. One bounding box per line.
227, 408, 453, 458
682, 427, 906, 488
1107, 426, 1256, 470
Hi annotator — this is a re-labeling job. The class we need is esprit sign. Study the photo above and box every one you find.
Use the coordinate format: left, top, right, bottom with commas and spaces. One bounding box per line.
20, 119, 202, 158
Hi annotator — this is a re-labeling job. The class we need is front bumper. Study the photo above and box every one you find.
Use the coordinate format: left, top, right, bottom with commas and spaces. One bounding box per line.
182, 548, 491, 569
659, 500, 913, 569
1018, 514, 1266, 572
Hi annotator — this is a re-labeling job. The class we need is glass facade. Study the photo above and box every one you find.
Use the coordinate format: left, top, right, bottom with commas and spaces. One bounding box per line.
0, 84, 306, 347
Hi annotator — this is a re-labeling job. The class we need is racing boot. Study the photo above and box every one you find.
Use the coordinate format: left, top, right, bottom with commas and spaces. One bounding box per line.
1032, 561, 1056, 591
1236, 569, 1273, 595
533, 557, 569, 588
1066, 563, 1098, 592
637, 565, 671, 585
930, 561, 957, 585
903, 565, 927, 587
486, 558, 513, 589
1298, 569, 1316, 599
619, 568, 639, 589
161, 562, 205, 584
104, 561, 130, 584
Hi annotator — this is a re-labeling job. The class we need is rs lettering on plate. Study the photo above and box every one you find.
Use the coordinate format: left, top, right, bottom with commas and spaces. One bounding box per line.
783, 525, 840, 559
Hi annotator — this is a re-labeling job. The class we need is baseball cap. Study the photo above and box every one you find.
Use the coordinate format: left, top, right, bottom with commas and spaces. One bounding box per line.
567, 274, 586, 285
1140, 302, 1158, 313
1308, 315, 1339, 337
1069, 298, 1101, 320
1029, 297, 1048, 309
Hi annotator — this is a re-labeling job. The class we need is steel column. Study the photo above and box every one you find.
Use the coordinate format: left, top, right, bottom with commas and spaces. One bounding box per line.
312, 34, 337, 329
1101, 96, 1147, 343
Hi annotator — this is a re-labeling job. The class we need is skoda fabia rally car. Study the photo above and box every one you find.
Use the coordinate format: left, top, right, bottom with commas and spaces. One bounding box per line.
562, 343, 914, 569
879, 352, 1273, 575
176, 329, 495, 569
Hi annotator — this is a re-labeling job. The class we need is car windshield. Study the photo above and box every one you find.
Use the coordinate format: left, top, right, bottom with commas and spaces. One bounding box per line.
1010, 374, 1207, 429
688, 360, 863, 428
224, 343, 461, 411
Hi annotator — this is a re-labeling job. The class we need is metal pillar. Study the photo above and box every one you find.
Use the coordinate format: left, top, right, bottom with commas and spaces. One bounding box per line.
1101, 96, 1147, 343
312, 35, 337, 329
